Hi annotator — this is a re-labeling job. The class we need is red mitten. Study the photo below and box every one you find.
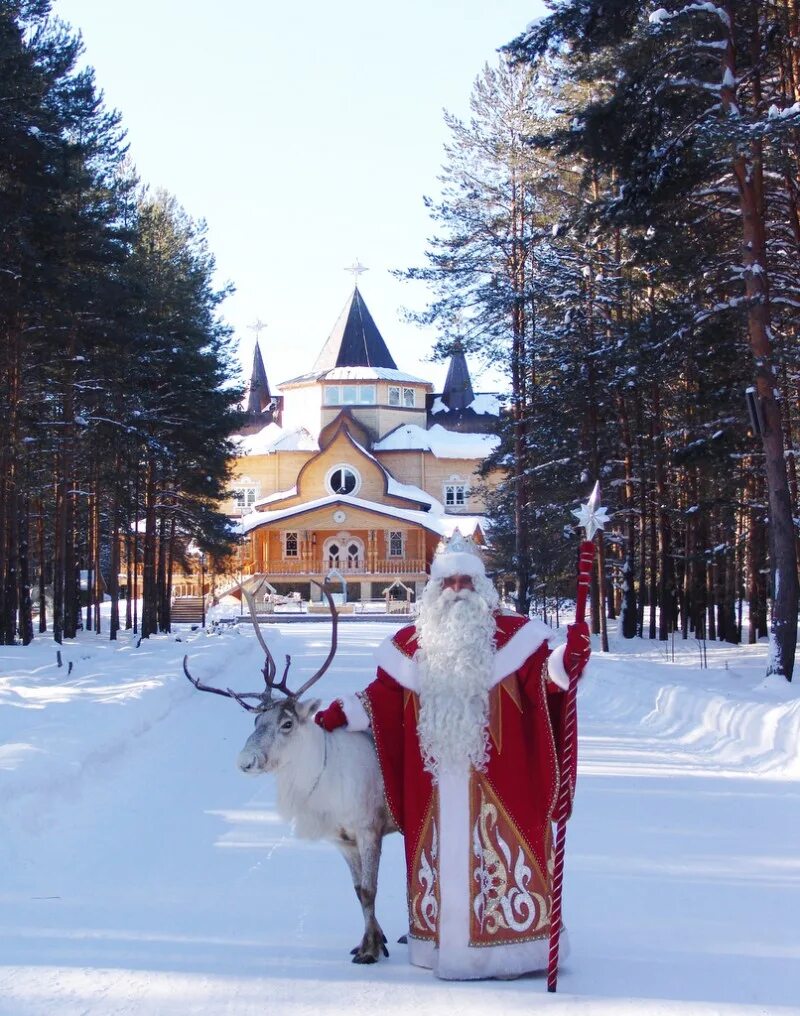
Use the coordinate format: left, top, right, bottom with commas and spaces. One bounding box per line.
314, 699, 347, 731
563, 621, 591, 681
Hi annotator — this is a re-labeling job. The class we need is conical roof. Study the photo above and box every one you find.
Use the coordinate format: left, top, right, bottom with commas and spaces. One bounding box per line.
312, 287, 398, 372
441, 340, 474, 411
246, 342, 272, 416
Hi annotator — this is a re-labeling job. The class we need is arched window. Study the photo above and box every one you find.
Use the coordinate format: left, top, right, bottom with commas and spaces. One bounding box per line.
347, 541, 360, 568
326, 464, 361, 496
444, 475, 468, 508
324, 535, 364, 572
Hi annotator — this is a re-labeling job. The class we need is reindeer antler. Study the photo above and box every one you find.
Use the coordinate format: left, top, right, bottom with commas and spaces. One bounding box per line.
242, 580, 280, 685
293, 580, 339, 698
183, 579, 339, 710
182, 656, 265, 712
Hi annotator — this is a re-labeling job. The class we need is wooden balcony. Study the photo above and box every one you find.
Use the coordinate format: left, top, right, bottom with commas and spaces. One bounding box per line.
375, 558, 426, 575
243, 557, 426, 577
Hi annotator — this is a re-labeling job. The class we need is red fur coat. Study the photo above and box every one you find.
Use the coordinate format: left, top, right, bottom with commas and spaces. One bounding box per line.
342, 614, 575, 979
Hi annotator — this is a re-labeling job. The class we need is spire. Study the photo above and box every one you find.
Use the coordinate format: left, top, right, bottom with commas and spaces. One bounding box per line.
441, 340, 474, 410
312, 288, 398, 372
246, 341, 272, 416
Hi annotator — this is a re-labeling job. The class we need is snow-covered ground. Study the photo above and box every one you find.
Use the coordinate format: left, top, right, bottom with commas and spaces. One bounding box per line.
1, 617, 798, 1015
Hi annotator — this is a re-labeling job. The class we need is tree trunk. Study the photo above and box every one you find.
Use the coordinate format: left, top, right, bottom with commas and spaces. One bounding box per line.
722, 6, 798, 678
140, 457, 158, 639
109, 482, 120, 641
617, 395, 639, 637
17, 493, 33, 645
37, 499, 47, 634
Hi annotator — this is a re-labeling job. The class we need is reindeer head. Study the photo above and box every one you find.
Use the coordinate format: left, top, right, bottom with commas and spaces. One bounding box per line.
237, 696, 321, 774
183, 580, 338, 774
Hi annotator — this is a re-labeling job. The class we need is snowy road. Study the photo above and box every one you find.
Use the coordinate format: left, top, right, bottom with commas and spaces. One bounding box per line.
1, 621, 798, 1015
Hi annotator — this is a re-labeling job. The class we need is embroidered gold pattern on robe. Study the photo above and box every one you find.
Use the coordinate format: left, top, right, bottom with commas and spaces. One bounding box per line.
403, 688, 420, 722
469, 778, 550, 945
487, 674, 523, 755
409, 798, 438, 939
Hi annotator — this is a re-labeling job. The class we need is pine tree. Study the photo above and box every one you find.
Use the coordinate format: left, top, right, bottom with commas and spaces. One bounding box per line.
0, 3, 244, 645
406, 58, 575, 614
125, 190, 243, 638
507, 1, 800, 676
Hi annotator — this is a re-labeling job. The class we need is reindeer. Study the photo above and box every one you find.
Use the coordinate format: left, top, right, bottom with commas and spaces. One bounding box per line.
183, 582, 396, 964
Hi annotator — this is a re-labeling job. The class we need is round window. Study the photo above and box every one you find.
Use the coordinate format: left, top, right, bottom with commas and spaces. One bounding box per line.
326, 464, 360, 496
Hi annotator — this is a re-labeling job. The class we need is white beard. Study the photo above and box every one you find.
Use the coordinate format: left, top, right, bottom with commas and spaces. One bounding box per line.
415, 586, 497, 781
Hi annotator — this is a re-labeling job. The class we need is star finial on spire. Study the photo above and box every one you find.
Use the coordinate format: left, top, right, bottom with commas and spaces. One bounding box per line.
344, 259, 369, 287
248, 318, 267, 343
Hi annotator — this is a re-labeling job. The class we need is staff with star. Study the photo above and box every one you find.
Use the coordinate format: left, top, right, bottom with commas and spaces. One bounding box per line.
547, 481, 608, 992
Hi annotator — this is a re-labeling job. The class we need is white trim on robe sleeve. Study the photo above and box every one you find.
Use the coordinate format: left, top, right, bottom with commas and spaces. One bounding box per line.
547, 643, 570, 691
339, 693, 371, 731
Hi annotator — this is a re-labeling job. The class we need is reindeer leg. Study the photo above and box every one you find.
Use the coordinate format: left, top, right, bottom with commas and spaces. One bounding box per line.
336, 841, 370, 957
351, 830, 389, 964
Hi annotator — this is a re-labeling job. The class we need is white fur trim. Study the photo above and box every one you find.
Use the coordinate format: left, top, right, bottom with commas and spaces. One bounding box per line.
430, 552, 486, 580
339, 694, 371, 732
408, 927, 568, 979
374, 620, 553, 692
375, 633, 419, 688
436, 766, 470, 976
546, 643, 570, 691
490, 619, 552, 689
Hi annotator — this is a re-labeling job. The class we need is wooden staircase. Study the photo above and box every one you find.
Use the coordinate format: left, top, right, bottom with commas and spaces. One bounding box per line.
171, 596, 205, 624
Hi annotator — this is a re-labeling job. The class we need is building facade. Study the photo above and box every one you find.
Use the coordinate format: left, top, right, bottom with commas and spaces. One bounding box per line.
225, 285, 501, 606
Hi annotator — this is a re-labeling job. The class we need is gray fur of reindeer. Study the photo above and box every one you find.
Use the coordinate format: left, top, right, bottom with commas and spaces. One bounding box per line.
183, 580, 395, 964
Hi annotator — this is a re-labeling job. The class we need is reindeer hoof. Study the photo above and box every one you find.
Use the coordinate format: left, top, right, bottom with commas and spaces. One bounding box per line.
397, 934, 408, 944
351, 933, 388, 963
352, 953, 378, 965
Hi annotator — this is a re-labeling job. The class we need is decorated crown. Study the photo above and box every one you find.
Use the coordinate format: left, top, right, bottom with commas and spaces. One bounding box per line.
429, 531, 486, 581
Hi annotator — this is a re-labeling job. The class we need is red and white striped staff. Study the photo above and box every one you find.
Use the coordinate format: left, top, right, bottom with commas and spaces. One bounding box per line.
547, 481, 607, 993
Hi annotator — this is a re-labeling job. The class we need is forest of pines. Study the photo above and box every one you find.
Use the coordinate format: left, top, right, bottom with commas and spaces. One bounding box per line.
410, 1, 800, 679
3, 1, 800, 682
0, 2, 243, 646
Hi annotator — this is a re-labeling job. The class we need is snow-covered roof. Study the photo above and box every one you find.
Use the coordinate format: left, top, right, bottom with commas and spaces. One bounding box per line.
233, 424, 318, 456
325, 366, 430, 384
386, 477, 443, 512
237, 494, 448, 536
236, 492, 487, 540
469, 393, 501, 415
373, 423, 500, 459
279, 365, 430, 387
347, 436, 440, 509
253, 478, 437, 513
431, 393, 502, 416
253, 485, 298, 508
245, 430, 444, 514
271, 428, 318, 452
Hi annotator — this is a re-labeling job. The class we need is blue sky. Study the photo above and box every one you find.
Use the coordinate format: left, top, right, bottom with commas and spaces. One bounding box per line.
53, 0, 546, 394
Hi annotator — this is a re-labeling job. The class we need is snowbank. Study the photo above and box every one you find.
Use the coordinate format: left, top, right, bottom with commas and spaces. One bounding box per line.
1, 619, 799, 1014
